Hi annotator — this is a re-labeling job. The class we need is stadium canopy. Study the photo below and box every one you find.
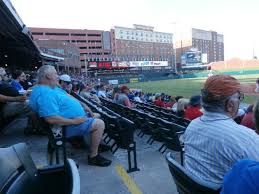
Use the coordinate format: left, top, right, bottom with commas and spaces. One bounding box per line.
0, 0, 63, 70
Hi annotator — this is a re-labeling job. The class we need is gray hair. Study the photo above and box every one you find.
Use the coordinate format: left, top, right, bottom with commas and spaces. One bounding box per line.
37, 65, 56, 83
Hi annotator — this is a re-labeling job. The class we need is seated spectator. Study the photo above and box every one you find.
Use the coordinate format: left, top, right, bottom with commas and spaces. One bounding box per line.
165, 96, 176, 109
10, 70, 26, 94
20, 74, 33, 90
128, 91, 135, 101
0, 68, 28, 118
234, 108, 246, 124
241, 105, 255, 130
172, 96, 183, 112
80, 85, 101, 104
253, 100, 259, 134
182, 75, 259, 187
134, 92, 142, 103
221, 160, 259, 194
176, 98, 189, 118
112, 86, 120, 102
154, 95, 165, 107
116, 85, 134, 107
184, 95, 203, 120
59, 74, 72, 93
97, 84, 106, 98
29, 65, 111, 167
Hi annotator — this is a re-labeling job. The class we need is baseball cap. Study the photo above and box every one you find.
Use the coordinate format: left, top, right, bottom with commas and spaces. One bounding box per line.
120, 85, 129, 92
59, 74, 71, 82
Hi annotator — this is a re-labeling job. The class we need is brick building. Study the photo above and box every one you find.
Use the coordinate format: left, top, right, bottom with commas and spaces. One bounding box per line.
30, 27, 112, 67
175, 28, 224, 64
35, 40, 80, 73
111, 24, 174, 63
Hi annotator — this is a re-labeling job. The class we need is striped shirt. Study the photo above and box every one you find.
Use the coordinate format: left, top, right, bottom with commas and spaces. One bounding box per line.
183, 111, 259, 187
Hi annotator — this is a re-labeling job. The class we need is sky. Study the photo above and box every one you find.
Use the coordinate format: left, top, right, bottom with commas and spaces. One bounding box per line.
11, 0, 259, 59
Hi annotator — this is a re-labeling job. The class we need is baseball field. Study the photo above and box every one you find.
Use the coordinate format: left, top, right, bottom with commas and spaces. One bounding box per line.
128, 74, 259, 104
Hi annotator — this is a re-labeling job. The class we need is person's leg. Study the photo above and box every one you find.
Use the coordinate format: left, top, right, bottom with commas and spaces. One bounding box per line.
88, 118, 105, 157
87, 118, 111, 166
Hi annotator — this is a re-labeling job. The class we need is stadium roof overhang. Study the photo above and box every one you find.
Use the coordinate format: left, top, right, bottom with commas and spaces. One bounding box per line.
0, 0, 63, 70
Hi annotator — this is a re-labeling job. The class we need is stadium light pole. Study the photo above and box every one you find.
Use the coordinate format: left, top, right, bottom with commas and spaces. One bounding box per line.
170, 22, 178, 74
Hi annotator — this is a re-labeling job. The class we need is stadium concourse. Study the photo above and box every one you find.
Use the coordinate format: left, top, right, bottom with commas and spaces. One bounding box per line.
1, 1, 259, 194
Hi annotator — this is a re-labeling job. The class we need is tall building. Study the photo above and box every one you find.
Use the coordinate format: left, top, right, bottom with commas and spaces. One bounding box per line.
111, 24, 174, 62
175, 28, 224, 64
29, 27, 112, 66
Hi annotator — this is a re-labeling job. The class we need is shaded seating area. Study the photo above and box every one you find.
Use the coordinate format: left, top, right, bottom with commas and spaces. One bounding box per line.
0, 143, 80, 194
166, 153, 220, 194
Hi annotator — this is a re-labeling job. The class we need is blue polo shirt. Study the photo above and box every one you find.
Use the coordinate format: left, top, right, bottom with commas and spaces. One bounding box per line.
29, 85, 85, 118
29, 85, 95, 137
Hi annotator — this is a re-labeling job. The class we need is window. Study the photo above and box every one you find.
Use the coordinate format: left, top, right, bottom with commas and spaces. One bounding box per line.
87, 34, 101, 37
32, 32, 43, 35
45, 32, 69, 36
71, 33, 86, 36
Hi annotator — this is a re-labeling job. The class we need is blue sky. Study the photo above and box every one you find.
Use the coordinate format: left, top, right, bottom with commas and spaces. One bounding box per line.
11, 0, 259, 59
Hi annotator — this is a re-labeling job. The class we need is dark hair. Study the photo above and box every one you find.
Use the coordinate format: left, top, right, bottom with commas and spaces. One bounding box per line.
12, 70, 23, 79
175, 96, 183, 102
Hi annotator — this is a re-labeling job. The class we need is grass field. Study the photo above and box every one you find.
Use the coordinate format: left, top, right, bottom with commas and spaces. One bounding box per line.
128, 74, 259, 104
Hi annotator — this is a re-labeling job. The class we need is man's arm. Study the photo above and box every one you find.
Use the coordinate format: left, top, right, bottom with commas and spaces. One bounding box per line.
45, 116, 86, 126
0, 94, 26, 103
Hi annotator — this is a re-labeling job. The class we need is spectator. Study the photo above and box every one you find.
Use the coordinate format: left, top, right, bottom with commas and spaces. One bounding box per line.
182, 75, 259, 187
176, 98, 189, 118
154, 94, 165, 107
172, 96, 183, 112
10, 70, 26, 94
29, 65, 111, 167
253, 99, 259, 134
0, 68, 28, 118
59, 74, 72, 93
184, 95, 203, 120
255, 78, 259, 93
116, 85, 133, 107
112, 86, 120, 102
241, 104, 255, 130
97, 84, 106, 98
134, 92, 142, 103
20, 74, 32, 90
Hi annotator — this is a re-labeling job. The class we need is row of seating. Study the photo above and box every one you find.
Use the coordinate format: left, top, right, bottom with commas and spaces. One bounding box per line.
71, 92, 140, 173
99, 97, 186, 165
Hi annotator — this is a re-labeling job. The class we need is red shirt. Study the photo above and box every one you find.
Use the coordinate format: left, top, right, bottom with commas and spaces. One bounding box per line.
165, 102, 175, 108
154, 99, 165, 107
184, 106, 203, 120
241, 113, 255, 130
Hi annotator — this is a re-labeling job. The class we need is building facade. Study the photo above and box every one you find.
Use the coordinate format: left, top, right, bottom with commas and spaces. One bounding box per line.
30, 27, 112, 67
111, 24, 174, 62
175, 28, 224, 64
35, 40, 80, 73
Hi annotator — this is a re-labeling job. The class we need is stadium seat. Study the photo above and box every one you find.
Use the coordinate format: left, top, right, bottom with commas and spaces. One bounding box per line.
0, 143, 80, 194
166, 153, 220, 194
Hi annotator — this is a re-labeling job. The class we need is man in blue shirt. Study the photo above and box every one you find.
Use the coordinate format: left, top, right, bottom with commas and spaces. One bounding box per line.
29, 65, 111, 167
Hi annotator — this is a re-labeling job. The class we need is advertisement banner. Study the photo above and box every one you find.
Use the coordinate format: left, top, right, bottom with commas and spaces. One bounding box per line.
130, 78, 139, 83
129, 61, 168, 67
